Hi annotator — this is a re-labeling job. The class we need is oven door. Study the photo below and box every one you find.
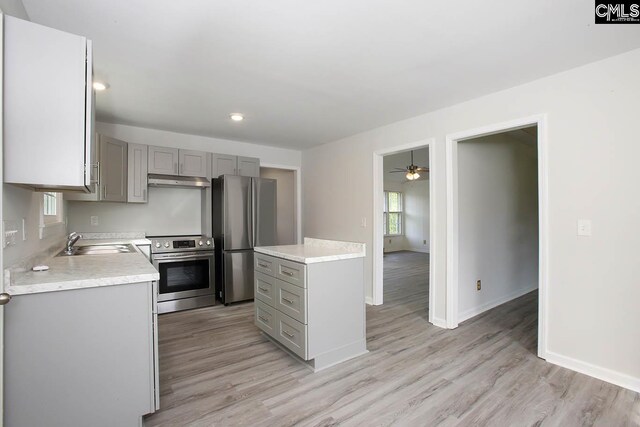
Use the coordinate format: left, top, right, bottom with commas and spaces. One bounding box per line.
153, 253, 214, 302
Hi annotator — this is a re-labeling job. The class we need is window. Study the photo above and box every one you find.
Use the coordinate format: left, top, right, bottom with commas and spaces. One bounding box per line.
40, 192, 64, 238
383, 191, 403, 236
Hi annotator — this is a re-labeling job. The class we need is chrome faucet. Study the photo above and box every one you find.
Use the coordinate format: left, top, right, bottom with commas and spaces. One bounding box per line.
65, 232, 82, 255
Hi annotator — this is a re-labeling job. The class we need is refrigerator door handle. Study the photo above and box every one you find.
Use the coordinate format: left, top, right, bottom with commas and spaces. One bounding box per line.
248, 180, 254, 248
252, 179, 258, 247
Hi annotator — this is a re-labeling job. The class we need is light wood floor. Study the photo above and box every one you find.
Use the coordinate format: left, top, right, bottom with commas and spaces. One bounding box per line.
145, 251, 639, 426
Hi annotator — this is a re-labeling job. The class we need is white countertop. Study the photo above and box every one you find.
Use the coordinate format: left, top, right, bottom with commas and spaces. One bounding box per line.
254, 237, 366, 264
6, 237, 158, 296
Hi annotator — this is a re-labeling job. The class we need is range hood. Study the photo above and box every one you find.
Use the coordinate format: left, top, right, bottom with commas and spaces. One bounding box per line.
147, 174, 210, 189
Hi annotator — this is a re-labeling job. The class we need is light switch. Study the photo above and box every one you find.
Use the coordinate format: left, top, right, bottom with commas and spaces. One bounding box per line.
577, 219, 592, 237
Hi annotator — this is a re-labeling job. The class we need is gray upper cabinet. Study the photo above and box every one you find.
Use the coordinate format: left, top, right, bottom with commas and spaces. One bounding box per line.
238, 156, 260, 177
4, 16, 95, 191
148, 146, 179, 175
212, 154, 260, 178
100, 136, 128, 202
149, 146, 208, 177
179, 149, 208, 177
128, 143, 148, 203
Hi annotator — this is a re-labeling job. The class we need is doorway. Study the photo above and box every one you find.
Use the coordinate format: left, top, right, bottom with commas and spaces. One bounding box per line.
446, 115, 549, 359
373, 139, 436, 325
260, 167, 297, 245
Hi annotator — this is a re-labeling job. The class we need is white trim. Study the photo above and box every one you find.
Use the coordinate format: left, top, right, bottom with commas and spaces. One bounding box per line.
365, 296, 374, 306
260, 163, 302, 244
444, 114, 549, 360
458, 286, 538, 323
545, 351, 640, 394
372, 139, 436, 327
431, 317, 447, 329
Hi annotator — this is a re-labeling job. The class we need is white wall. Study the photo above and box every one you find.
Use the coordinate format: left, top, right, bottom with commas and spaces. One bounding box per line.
457, 134, 538, 322
2, 185, 67, 267
302, 48, 640, 390
95, 122, 302, 167
66, 187, 201, 236
403, 179, 430, 253
260, 167, 296, 245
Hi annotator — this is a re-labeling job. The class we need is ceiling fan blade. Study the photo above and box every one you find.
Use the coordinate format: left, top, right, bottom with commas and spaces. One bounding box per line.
389, 170, 407, 173
415, 167, 429, 172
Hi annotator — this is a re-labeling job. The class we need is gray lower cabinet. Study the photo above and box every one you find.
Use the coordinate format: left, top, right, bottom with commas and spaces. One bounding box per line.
128, 143, 148, 203
5, 282, 159, 427
254, 253, 367, 371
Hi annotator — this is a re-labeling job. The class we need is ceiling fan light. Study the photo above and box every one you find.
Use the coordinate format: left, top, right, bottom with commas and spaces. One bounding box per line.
413, 172, 420, 179
406, 171, 414, 180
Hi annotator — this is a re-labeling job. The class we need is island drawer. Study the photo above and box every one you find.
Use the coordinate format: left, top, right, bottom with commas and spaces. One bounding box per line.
254, 253, 277, 276
255, 272, 276, 307
275, 311, 308, 360
276, 258, 306, 288
275, 279, 307, 324
255, 299, 276, 336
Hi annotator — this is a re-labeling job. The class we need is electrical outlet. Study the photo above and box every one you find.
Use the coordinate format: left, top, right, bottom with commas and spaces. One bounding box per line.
476, 280, 482, 291
423, 239, 427, 245
389, 238, 392, 244
90, 216, 99, 226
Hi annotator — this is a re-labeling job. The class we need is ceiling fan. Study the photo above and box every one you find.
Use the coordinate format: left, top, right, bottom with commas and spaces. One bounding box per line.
389, 150, 429, 180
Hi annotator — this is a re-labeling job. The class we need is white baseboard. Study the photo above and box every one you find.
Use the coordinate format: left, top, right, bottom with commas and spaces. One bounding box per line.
407, 246, 429, 253
545, 350, 640, 393
365, 296, 374, 306
458, 285, 538, 323
430, 317, 447, 329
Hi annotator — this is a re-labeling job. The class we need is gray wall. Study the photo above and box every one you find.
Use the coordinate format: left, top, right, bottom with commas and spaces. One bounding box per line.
457, 133, 538, 321
260, 167, 296, 245
67, 187, 201, 236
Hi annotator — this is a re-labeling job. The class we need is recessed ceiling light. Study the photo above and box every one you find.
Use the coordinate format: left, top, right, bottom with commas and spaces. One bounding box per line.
93, 82, 109, 91
230, 113, 244, 122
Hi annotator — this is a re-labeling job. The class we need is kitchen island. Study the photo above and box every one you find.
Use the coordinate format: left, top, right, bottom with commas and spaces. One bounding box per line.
254, 238, 366, 372
3, 236, 159, 427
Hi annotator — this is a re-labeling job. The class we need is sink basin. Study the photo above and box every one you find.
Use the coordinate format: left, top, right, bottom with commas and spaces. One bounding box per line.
57, 243, 137, 257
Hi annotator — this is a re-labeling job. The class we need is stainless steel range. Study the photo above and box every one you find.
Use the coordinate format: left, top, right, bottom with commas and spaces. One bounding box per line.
149, 235, 215, 314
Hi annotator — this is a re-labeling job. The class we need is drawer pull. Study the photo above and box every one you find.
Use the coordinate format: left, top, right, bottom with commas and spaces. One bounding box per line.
282, 297, 294, 304
282, 270, 294, 277
282, 330, 295, 338
258, 316, 269, 323
258, 262, 269, 268
258, 286, 269, 292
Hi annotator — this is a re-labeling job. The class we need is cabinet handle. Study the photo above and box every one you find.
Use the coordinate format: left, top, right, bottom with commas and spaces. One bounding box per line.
282, 330, 295, 338
102, 185, 107, 199
0, 293, 11, 305
258, 286, 269, 292
282, 297, 294, 304
258, 262, 269, 268
258, 316, 269, 323
282, 270, 294, 277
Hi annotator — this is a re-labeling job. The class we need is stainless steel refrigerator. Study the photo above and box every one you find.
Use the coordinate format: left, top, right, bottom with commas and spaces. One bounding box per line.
212, 175, 277, 304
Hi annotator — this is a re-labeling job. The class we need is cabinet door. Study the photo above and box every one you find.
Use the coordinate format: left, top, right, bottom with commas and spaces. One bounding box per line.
212, 154, 237, 178
100, 136, 128, 202
179, 149, 208, 177
4, 16, 91, 189
237, 156, 260, 177
148, 146, 179, 175
128, 143, 148, 203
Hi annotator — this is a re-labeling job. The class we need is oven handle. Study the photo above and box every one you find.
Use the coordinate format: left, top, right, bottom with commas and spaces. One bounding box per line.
153, 253, 213, 261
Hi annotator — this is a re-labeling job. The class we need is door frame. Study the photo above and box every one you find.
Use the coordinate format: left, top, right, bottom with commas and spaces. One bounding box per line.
445, 114, 549, 359
372, 138, 437, 325
260, 163, 302, 244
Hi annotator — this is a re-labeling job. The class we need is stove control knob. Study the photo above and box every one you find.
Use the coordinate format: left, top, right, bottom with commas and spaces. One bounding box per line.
206, 240, 211, 246
198, 240, 204, 246
164, 242, 170, 248
155, 242, 161, 248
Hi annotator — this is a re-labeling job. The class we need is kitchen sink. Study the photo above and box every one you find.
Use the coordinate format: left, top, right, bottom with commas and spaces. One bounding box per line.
57, 243, 137, 257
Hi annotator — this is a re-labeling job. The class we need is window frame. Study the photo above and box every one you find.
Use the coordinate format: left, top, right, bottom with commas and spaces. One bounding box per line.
383, 190, 403, 237
40, 192, 64, 239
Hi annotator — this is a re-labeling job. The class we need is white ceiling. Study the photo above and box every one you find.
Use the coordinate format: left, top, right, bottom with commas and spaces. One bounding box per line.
21, 0, 640, 149
384, 148, 429, 183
